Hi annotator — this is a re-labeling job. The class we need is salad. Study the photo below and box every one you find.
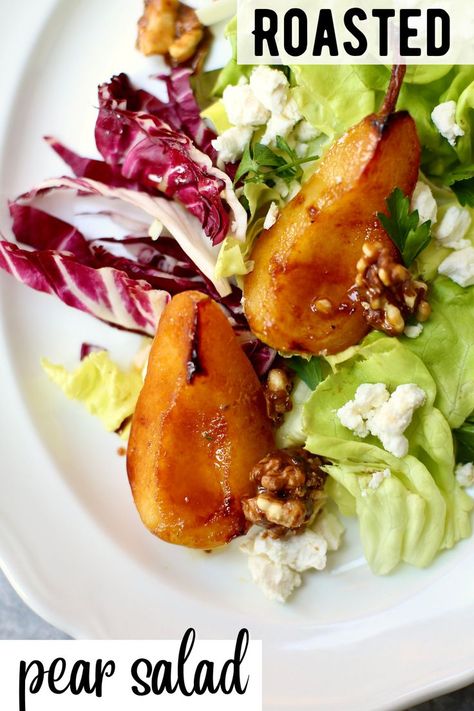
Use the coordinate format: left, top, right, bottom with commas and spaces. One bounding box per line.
1, 0, 474, 604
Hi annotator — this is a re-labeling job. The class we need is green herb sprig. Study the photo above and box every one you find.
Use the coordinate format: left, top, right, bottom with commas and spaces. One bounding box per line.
286, 356, 323, 391
235, 136, 318, 186
454, 413, 474, 464
443, 165, 474, 207
377, 188, 432, 267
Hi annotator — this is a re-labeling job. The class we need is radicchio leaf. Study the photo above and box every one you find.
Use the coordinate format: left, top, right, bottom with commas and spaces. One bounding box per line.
45, 137, 139, 190
4, 202, 273, 375
159, 67, 217, 158
96, 75, 246, 245
16, 175, 231, 296
95, 70, 216, 157
80, 343, 106, 360
0, 240, 168, 335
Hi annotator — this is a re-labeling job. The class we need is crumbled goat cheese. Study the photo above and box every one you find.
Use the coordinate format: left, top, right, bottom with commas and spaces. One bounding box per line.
411, 181, 437, 226
337, 383, 390, 438
368, 385, 426, 458
368, 468, 391, 490
211, 125, 253, 164
456, 462, 474, 488
222, 82, 269, 127
337, 383, 426, 458
246, 555, 301, 603
217, 67, 317, 175
434, 205, 471, 250
241, 510, 343, 602
261, 109, 300, 146
249, 66, 289, 114
438, 246, 474, 287
431, 101, 465, 147
404, 323, 424, 339
360, 473, 390, 498
250, 528, 328, 572
263, 201, 279, 230
295, 119, 321, 143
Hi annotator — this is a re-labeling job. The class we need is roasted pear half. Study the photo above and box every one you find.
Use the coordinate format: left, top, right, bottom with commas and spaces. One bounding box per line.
243, 66, 421, 355
127, 291, 274, 549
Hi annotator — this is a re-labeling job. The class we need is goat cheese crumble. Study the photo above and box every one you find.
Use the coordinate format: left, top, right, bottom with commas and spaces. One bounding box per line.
263, 201, 279, 230
211, 126, 253, 164
435, 205, 471, 250
240, 511, 344, 602
249, 65, 289, 114
411, 181, 437, 226
212, 67, 319, 165
337, 383, 426, 458
431, 101, 465, 147
404, 323, 424, 339
456, 462, 474, 488
222, 81, 269, 127
434, 205, 474, 287
438, 247, 474, 288
361, 469, 392, 497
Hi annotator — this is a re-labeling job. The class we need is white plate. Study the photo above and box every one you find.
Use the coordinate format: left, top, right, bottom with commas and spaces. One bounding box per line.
1, 1, 474, 709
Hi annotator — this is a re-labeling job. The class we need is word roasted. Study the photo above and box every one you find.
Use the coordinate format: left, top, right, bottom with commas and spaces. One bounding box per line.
236, 0, 472, 65
253, 7, 449, 58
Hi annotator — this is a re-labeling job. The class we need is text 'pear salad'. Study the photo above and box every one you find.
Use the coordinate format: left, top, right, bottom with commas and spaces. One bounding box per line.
2, 2, 474, 602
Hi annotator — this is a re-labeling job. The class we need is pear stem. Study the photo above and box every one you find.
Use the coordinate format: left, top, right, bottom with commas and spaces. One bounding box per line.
380, 65, 407, 117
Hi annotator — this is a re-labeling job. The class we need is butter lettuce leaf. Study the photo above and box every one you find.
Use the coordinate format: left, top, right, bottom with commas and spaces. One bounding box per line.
212, 18, 253, 96
303, 338, 472, 574
289, 64, 474, 179
42, 351, 143, 436
402, 277, 474, 428
215, 182, 279, 281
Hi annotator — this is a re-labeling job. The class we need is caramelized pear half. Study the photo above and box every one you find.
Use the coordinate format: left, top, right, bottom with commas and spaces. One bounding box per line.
243, 72, 421, 355
127, 291, 274, 549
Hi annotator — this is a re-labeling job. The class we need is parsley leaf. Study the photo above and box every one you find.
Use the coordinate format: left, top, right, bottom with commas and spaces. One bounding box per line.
235, 136, 318, 187
444, 165, 474, 207
286, 356, 323, 390
377, 187, 432, 267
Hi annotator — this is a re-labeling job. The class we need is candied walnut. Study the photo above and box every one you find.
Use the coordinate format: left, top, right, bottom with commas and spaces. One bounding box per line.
350, 241, 431, 336
264, 368, 293, 425
169, 27, 203, 63
137, 0, 207, 67
242, 448, 327, 537
169, 4, 204, 63
137, 0, 178, 56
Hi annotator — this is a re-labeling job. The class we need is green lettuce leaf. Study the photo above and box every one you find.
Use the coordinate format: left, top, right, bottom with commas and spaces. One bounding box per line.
415, 197, 474, 281
291, 65, 376, 143
289, 64, 474, 179
212, 18, 253, 96
215, 182, 279, 281
303, 337, 472, 574
42, 351, 143, 436
275, 379, 312, 449
402, 277, 474, 428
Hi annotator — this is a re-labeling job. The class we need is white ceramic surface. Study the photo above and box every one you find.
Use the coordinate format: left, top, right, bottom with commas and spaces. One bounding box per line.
0, 1, 473, 709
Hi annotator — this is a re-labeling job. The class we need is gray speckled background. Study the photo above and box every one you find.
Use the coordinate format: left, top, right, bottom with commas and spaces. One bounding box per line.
1, 569, 472, 709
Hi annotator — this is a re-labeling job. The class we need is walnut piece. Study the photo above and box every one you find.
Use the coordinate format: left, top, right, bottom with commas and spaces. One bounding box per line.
137, 0, 206, 66
264, 368, 293, 425
169, 4, 204, 63
137, 0, 178, 56
242, 448, 327, 538
350, 241, 431, 336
